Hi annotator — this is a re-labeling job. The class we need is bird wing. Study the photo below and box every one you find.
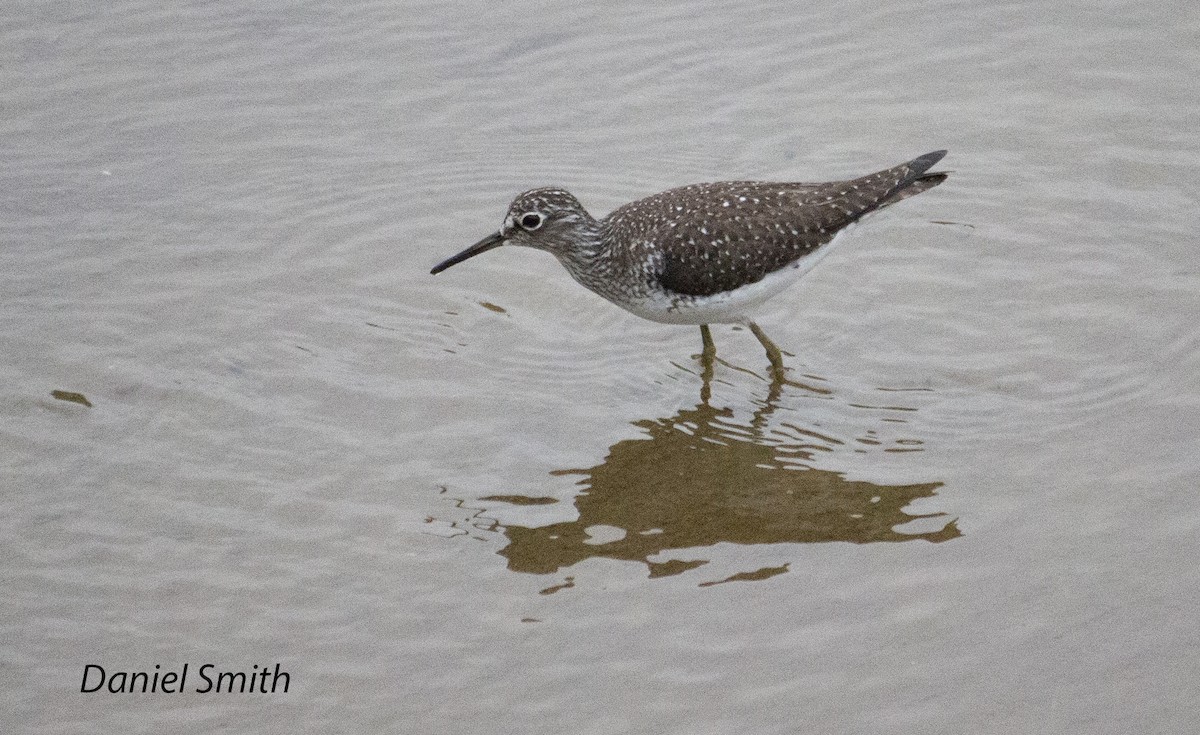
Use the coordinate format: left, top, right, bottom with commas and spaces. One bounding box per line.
616, 152, 947, 298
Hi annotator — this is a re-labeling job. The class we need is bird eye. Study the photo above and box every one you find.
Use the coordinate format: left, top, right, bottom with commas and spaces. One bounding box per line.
519, 212, 543, 231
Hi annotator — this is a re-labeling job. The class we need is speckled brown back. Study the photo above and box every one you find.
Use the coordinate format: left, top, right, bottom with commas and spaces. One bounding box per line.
602, 151, 947, 297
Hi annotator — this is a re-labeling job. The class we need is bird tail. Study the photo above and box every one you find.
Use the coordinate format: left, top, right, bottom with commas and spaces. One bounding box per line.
882, 150, 949, 205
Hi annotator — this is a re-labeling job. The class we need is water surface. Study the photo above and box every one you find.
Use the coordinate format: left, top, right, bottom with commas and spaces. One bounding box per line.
4, 1, 1200, 732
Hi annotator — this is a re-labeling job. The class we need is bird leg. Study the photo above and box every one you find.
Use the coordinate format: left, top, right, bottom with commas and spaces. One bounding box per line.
697, 325, 716, 403
748, 322, 786, 376
699, 324, 716, 363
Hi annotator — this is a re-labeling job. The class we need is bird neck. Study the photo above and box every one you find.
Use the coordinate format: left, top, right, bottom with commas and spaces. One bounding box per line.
553, 217, 607, 270
551, 218, 626, 297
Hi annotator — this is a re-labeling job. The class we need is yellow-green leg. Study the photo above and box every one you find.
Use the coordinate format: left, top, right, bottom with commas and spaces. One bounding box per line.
748, 321, 786, 375
699, 324, 716, 363
698, 325, 715, 403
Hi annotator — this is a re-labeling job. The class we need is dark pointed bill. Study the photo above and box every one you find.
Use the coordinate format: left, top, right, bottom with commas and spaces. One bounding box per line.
430, 231, 505, 275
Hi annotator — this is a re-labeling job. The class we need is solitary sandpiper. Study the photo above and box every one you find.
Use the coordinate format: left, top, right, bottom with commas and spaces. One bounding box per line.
431, 150, 948, 373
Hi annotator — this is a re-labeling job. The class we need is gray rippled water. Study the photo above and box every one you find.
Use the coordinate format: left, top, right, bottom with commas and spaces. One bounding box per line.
4, 0, 1199, 733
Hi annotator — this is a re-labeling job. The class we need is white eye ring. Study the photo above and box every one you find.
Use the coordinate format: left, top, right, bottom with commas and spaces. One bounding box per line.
518, 212, 544, 231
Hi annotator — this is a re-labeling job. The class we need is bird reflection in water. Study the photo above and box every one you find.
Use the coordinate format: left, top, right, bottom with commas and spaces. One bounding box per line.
439, 353, 960, 586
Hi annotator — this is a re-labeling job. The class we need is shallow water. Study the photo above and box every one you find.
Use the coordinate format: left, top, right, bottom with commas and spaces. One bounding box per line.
4, 0, 1200, 732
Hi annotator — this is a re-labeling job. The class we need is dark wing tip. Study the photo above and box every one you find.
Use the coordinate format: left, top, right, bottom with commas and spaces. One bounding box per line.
869, 152, 949, 208
909, 150, 948, 177
884, 150, 949, 201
